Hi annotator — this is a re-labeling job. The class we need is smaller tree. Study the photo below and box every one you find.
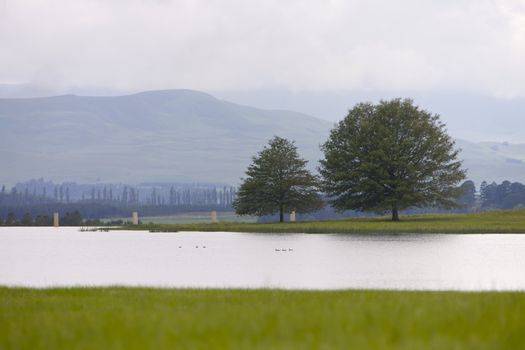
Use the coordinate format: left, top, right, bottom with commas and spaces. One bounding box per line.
234, 136, 324, 222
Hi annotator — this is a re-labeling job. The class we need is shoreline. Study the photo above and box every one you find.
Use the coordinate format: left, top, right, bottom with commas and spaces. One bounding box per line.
117, 209, 525, 234
2, 209, 525, 234
2, 286, 525, 292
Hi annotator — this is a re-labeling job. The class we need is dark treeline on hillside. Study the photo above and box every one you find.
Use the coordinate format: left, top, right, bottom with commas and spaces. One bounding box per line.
8, 179, 237, 206
0, 202, 236, 225
0, 179, 237, 224
0, 209, 131, 227
1, 179, 525, 224
479, 180, 525, 210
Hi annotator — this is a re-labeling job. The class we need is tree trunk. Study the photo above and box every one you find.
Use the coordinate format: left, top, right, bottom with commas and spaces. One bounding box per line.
279, 205, 284, 223
392, 205, 400, 222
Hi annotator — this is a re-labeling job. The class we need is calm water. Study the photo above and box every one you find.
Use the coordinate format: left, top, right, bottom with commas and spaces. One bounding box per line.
1, 227, 525, 291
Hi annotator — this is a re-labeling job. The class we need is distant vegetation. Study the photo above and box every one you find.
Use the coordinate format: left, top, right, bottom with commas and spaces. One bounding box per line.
1, 288, 524, 350
0, 180, 236, 225
0, 209, 124, 227
479, 180, 525, 210
5, 179, 237, 207
1, 179, 525, 225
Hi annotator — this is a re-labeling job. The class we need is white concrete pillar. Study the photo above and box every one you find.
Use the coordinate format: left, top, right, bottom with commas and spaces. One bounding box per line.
53, 212, 59, 227
132, 211, 139, 225
290, 210, 296, 222
211, 210, 218, 223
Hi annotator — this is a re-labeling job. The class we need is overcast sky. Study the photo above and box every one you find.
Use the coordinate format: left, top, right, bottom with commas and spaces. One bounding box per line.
1, 0, 524, 94
1, 0, 525, 142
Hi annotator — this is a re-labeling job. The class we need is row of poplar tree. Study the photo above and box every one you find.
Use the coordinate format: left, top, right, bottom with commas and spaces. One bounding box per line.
0, 184, 237, 207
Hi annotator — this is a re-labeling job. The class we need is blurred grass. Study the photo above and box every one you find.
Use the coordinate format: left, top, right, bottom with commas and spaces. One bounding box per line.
1, 288, 524, 350
122, 209, 525, 233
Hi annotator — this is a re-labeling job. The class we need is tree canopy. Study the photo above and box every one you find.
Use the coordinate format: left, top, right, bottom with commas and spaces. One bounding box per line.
319, 98, 466, 221
233, 136, 324, 222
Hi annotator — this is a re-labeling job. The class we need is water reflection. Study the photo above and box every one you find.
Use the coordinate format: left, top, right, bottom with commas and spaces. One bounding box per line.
1, 227, 525, 291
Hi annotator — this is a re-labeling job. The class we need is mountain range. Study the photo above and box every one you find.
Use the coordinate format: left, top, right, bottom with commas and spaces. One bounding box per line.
1, 89, 524, 187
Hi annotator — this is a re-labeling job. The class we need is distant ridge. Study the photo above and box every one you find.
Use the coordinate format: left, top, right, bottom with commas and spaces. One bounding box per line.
1, 89, 524, 186
0, 89, 332, 186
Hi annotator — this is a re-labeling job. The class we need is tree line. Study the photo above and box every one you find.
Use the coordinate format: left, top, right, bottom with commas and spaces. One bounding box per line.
479, 181, 525, 210
0, 202, 235, 225
1, 210, 80, 226
0, 183, 237, 221
0, 209, 130, 226
5, 180, 237, 207
1, 178, 522, 225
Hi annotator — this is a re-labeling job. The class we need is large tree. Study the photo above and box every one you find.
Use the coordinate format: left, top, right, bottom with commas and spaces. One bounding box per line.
234, 136, 324, 222
319, 98, 466, 221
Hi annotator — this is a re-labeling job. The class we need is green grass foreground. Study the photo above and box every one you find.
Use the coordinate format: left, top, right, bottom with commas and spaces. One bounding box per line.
1, 288, 524, 349
123, 209, 525, 233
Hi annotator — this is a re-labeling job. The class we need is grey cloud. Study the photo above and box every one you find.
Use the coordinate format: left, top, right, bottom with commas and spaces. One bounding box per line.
0, 0, 524, 96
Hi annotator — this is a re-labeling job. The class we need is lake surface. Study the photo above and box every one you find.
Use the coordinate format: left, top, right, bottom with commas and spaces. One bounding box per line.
1, 227, 525, 291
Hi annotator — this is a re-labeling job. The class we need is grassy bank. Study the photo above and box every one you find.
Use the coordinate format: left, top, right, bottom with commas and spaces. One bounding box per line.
1, 288, 524, 349
122, 209, 525, 233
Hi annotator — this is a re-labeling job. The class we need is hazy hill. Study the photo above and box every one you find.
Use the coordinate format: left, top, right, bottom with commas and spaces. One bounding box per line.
0, 90, 332, 185
455, 139, 525, 185
215, 90, 525, 143
1, 89, 524, 186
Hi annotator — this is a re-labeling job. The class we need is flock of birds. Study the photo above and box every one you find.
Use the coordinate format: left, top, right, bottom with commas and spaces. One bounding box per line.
175, 245, 294, 252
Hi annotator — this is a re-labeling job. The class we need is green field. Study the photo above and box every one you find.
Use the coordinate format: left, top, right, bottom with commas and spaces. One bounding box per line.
1, 288, 524, 350
122, 209, 525, 233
